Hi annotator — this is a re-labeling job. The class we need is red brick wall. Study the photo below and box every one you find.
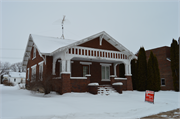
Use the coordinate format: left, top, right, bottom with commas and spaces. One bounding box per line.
71, 79, 90, 92
26, 45, 53, 86
26, 46, 44, 82
145, 46, 174, 90
79, 37, 119, 51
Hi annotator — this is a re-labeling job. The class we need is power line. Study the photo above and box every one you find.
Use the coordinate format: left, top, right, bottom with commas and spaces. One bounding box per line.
0, 57, 23, 59
0, 48, 25, 51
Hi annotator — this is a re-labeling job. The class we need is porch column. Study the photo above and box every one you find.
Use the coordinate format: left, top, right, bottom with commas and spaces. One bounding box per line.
61, 60, 66, 72
66, 60, 71, 73
125, 63, 129, 75
125, 62, 133, 90
52, 62, 56, 75
113, 63, 118, 77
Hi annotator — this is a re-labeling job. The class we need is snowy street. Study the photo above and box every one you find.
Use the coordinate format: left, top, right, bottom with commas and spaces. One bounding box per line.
0, 84, 179, 119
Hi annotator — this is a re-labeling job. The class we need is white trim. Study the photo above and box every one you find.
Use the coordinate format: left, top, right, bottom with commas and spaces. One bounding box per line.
70, 77, 87, 79
33, 45, 36, 60
60, 72, 71, 74
166, 58, 171, 62
110, 75, 116, 77
88, 83, 99, 86
38, 61, 44, 65
101, 79, 110, 81
85, 74, 91, 77
31, 64, 37, 69
114, 77, 127, 80
112, 82, 123, 85
53, 77, 61, 79
100, 63, 112, 66
80, 62, 92, 65
125, 74, 132, 76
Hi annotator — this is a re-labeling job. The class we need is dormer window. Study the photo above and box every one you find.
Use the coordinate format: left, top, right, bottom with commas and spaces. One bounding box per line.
33, 46, 36, 59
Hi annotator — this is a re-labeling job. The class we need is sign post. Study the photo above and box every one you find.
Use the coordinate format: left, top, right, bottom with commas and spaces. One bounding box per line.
145, 90, 155, 104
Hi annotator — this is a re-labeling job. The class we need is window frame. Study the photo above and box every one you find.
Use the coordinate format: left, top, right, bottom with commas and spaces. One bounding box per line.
32, 45, 36, 60
31, 64, 37, 81
82, 65, 89, 77
27, 68, 29, 80
101, 65, 110, 81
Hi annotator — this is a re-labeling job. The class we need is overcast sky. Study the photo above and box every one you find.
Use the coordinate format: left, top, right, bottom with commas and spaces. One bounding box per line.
0, 0, 179, 64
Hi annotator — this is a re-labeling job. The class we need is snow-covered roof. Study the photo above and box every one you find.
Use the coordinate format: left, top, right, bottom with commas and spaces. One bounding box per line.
22, 31, 137, 67
31, 34, 77, 54
9, 72, 26, 78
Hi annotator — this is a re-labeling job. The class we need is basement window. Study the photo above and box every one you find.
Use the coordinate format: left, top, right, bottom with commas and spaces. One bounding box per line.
161, 78, 165, 86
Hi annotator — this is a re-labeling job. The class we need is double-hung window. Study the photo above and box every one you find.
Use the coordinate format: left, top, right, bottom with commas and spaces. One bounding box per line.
39, 64, 43, 81
31, 64, 37, 81
83, 65, 89, 77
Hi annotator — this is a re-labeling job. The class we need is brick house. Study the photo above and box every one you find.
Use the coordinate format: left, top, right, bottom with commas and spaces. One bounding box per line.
145, 46, 174, 90
22, 31, 136, 94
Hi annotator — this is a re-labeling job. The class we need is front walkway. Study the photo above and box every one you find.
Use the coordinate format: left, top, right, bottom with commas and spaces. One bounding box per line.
141, 108, 180, 118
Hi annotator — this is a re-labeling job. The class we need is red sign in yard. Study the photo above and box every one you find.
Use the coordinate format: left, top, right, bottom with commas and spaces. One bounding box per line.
145, 90, 155, 104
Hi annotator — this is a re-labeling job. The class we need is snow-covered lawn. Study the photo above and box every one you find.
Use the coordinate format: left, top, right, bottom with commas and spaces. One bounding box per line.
0, 84, 179, 119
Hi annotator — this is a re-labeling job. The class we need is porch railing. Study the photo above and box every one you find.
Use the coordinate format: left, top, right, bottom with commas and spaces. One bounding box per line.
66, 47, 127, 60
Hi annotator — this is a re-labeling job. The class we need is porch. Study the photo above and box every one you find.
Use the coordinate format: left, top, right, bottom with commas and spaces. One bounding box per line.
51, 46, 133, 94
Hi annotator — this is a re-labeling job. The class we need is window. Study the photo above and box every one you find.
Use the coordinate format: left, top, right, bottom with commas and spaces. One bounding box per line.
101, 66, 110, 81
161, 78, 165, 86
83, 65, 89, 77
14, 78, 16, 82
27, 68, 29, 80
39, 64, 43, 81
33, 46, 36, 59
31, 65, 36, 81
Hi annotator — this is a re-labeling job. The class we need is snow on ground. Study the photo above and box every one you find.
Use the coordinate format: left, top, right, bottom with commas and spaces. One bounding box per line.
0, 84, 179, 119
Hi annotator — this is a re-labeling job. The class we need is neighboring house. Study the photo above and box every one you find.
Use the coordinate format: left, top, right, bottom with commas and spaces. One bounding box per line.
22, 31, 136, 94
145, 46, 174, 90
2, 72, 26, 85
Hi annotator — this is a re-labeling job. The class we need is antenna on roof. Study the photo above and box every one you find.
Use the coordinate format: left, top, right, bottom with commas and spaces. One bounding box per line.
60, 15, 66, 39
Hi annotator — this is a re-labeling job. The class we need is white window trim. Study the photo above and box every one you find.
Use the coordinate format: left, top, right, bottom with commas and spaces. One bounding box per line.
100, 63, 112, 66
80, 62, 92, 65
27, 68, 29, 80
161, 78, 166, 86
32, 45, 36, 60
38, 61, 44, 65
31, 64, 37, 69
80, 62, 91, 77
70, 77, 87, 79
101, 65, 110, 81
38, 62, 43, 81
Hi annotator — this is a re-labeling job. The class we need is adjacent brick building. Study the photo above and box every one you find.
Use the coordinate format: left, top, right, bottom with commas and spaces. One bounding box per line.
145, 46, 174, 90
22, 31, 136, 94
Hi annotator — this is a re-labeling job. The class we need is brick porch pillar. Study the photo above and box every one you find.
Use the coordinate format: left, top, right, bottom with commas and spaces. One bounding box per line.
61, 72, 71, 94
110, 75, 115, 85
125, 75, 133, 90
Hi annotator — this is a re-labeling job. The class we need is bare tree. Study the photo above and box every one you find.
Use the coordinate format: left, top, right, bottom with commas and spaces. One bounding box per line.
0, 61, 11, 83
10, 62, 26, 72
27, 72, 52, 95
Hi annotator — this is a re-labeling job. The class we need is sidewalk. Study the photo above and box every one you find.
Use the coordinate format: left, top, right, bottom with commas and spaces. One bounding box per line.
141, 108, 180, 119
